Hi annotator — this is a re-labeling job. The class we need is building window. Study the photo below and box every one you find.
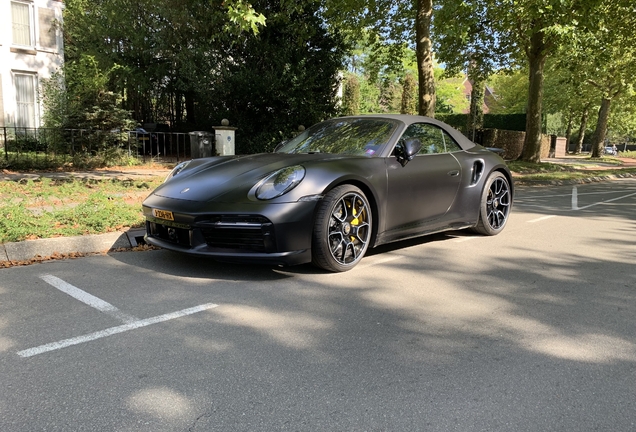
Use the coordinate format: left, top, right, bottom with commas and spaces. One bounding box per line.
14, 73, 37, 128
12, 1, 34, 47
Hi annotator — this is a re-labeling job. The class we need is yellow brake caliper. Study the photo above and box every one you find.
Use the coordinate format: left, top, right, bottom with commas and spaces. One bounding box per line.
350, 206, 360, 242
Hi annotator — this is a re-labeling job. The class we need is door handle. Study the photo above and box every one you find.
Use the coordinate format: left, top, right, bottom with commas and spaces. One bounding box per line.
447, 170, 460, 177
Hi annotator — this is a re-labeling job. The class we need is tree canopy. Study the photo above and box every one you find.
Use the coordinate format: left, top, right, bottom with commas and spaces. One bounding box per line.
54, 0, 347, 153
46, 0, 636, 157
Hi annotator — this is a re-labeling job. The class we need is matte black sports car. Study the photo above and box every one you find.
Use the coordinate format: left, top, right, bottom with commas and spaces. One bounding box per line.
143, 115, 513, 272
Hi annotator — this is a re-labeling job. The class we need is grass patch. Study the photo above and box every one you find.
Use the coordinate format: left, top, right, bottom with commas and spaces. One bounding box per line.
507, 158, 636, 182
0, 176, 164, 243
506, 161, 575, 174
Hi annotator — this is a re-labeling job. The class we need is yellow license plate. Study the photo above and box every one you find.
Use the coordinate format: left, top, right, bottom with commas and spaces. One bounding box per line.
153, 209, 174, 221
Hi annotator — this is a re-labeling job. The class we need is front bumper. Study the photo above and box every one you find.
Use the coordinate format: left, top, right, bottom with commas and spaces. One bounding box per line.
142, 195, 318, 266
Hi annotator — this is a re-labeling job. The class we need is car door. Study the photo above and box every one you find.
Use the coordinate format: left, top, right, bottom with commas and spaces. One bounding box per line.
384, 122, 462, 237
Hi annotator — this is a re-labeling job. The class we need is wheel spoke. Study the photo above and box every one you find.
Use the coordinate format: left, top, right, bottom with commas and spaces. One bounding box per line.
346, 241, 358, 261
488, 209, 506, 228
329, 235, 345, 259
332, 201, 346, 223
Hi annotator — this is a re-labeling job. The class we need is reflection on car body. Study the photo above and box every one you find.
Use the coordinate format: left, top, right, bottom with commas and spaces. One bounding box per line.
143, 115, 513, 272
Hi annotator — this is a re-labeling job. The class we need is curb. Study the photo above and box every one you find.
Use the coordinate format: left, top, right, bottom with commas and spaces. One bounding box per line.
0, 228, 148, 266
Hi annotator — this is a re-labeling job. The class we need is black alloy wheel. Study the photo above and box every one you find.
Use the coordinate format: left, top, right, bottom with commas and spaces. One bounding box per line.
312, 185, 372, 272
473, 171, 512, 236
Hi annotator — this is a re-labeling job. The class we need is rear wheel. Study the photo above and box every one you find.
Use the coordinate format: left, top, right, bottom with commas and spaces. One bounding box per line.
312, 185, 372, 272
472, 171, 511, 235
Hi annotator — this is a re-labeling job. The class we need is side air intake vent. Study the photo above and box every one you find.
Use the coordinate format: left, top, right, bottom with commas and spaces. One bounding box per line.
470, 160, 485, 186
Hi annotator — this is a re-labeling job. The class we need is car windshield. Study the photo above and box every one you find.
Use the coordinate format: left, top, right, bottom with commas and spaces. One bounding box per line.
276, 118, 398, 156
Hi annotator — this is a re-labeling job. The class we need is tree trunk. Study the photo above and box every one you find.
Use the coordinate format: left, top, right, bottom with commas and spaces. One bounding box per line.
466, 76, 485, 141
175, 92, 183, 125
521, 31, 547, 162
400, 74, 417, 115
185, 92, 196, 125
565, 112, 573, 153
590, 97, 612, 158
575, 107, 589, 154
415, 0, 435, 117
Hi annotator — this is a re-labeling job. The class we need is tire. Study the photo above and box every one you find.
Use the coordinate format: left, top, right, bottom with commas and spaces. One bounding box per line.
472, 171, 512, 236
312, 185, 372, 272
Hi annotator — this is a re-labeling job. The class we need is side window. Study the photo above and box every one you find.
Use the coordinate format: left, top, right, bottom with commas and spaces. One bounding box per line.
442, 130, 462, 152
401, 123, 462, 154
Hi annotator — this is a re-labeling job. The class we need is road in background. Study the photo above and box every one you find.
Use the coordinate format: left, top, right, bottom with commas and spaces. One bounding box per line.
1, 179, 635, 431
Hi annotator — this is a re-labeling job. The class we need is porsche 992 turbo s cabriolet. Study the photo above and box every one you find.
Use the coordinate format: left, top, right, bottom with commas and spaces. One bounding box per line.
142, 115, 513, 272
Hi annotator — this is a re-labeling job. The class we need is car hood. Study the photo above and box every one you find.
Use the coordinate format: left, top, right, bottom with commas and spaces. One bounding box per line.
150, 153, 350, 202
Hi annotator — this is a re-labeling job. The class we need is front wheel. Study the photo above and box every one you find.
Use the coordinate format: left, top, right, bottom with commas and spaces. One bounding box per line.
472, 171, 512, 236
312, 185, 372, 272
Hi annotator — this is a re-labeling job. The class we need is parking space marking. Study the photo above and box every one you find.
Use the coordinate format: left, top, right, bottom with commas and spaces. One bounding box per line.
453, 236, 479, 243
572, 186, 578, 210
17, 303, 218, 358
41, 275, 138, 324
574, 191, 636, 211
527, 215, 557, 223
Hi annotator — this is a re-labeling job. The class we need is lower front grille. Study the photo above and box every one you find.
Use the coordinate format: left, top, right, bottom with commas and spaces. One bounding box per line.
201, 227, 266, 251
198, 215, 274, 252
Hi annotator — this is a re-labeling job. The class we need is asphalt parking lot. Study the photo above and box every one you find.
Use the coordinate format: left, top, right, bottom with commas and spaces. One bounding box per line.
1, 179, 635, 431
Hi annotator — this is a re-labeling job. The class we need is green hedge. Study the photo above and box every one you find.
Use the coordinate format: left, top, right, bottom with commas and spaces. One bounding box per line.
436, 113, 527, 133
435, 114, 468, 132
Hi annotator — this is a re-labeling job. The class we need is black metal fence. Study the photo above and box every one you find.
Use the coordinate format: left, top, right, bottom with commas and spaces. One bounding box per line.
0, 126, 192, 165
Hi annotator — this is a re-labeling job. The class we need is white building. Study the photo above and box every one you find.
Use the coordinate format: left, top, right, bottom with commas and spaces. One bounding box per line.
0, 0, 64, 129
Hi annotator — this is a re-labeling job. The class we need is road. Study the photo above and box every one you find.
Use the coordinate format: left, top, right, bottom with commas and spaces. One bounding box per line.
1, 179, 635, 431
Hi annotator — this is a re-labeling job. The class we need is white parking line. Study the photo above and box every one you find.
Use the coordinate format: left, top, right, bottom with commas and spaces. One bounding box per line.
572, 186, 578, 210
40, 275, 138, 324
17, 303, 219, 358
454, 236, 479, 243
574, 191, 636, 210
527, 215, 557, 223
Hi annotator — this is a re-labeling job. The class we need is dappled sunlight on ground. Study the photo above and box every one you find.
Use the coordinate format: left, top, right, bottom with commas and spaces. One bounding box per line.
311, 241, 636, 365
526, 333, 636, 363
126, 387, 194, 419
214, 304, 333, 350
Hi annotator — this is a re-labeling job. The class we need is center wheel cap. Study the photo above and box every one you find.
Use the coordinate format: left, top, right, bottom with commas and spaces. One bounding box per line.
342, 222, 352, 235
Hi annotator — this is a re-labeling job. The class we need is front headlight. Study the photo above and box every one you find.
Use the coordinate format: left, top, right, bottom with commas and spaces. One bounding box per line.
256, 165, 306, 200
164, 160, 192, 182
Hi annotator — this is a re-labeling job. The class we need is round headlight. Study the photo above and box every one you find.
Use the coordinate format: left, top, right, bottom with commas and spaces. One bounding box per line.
256, 166, 306, 200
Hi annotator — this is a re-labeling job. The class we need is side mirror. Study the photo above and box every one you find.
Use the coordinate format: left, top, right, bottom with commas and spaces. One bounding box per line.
396, 138, 422, 167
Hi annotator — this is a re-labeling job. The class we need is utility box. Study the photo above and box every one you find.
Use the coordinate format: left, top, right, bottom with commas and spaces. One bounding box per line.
189, 131, 214, 159
214, 120, 238, 156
